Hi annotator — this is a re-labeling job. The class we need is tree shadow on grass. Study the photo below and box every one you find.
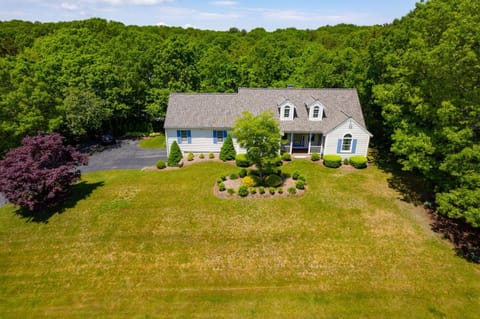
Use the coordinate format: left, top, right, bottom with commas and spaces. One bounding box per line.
15, 181, 104, 224
372, 149, 479, 263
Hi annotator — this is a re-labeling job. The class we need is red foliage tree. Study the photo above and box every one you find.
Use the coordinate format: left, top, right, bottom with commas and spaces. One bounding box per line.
0, 132, 88, 212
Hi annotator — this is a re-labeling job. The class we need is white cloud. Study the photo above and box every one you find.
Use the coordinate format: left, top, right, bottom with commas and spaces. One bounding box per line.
156, 21, 167, 26
99, 0, 174, 5
60, 2, 79, 11
209, 1, 238, 6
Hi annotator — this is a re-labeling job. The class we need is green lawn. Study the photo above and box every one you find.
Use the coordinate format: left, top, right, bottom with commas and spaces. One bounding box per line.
138, 134, 166, 149
0, 161, 479, 318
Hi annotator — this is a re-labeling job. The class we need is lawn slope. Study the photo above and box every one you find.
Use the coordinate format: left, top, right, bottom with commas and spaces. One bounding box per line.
0, 161, 478, 318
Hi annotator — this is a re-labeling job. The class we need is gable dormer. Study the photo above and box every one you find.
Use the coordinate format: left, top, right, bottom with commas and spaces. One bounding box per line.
279, 100, 295, 121
307, 100, 325, 121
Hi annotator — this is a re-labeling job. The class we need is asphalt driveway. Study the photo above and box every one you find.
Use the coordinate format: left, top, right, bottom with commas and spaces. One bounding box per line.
80, 139, 167, 173
0, 139, 167, 207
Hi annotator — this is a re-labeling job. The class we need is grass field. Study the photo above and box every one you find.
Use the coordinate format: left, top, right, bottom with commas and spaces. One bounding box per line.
138, 134, 166, 149
0, 161, 479, 318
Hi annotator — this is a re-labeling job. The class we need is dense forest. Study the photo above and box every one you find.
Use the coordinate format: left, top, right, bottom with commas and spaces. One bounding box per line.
0, 0, 478, 227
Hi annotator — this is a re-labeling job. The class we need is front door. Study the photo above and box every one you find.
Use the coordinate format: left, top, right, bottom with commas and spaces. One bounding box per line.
293, 134, 306, 148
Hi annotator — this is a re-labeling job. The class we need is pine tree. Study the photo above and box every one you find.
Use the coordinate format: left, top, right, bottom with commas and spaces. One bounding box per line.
219, 134, 236, 161
167, 141, 183, 167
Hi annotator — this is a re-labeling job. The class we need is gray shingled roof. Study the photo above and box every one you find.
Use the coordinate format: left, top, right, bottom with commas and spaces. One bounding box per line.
164, 88, 367, 133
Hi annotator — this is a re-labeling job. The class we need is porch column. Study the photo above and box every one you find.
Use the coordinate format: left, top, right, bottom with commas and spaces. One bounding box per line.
289, 132, 293, 154
307, 133, 312, 154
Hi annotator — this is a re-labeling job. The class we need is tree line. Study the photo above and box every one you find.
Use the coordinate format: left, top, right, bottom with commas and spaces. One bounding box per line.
0, 0, 478, 227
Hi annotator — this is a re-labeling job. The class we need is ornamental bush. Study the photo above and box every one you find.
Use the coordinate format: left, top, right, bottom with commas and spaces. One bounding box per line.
323, 154, 342, 168
296, 180, 305, 190
235, 154, 250, 167
249, 187, 257, 195
156, 160, 166, 169
343, 158, 350, 165
311, 152, 321, 161
0, 132, 88, 212
264, 174, 283, 187
349, 155, 368, 169
242, 175, 259, 187
238, 168, 247, 178
282, 152, 292, 161
199, 153, 205, 159
259, 186, 265, 194
168, 141, 183, 167
269, 187, 276, 195
277, 187, 284, 194
292, 171, 301, 180
218, 183, 226, 192
238, 185, 249, 197
227, 188, 235, 195
230, 173, 239, 180
209, 152, 215, 159
288, 187, 297, 195
219, 134, 236, 161
187, 152, 194, 161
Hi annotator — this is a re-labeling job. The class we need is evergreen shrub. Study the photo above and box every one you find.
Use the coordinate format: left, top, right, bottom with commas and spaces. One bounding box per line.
265, 174, 283, 187
350, 156, 368, 169
156, 160, 166, 169
311, 152, 321, 161
235, 154, 250, 167
238, 185, 249, 197
323, 154, 342, 168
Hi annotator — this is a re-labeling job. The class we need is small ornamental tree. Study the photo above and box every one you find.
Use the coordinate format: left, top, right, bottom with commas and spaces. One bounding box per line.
0, 132, 88, 212
233, 111, 281, 180
168, 141, 183, 167
219, 134, 236, 161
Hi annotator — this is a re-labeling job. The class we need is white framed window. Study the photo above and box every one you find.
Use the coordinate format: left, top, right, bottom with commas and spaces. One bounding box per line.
216, 130, 225, 143
284, 105, 290, 118
180, 130, 188, 143
312, 106, 320, 118
341, 134, 352, 152
177, 130, 191, 144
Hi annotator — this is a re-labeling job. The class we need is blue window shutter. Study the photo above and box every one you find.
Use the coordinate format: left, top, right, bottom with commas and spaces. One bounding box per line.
213, 130, 217, 144
176, 130, 181, 144
337, 139, 342, 153
223, 130, 227, 138
351, 139, 357, 153
187, 130, 192, 144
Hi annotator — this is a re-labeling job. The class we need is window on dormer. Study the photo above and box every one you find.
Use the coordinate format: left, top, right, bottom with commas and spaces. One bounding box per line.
284, 105, 290, 118
312, 106, 320, 118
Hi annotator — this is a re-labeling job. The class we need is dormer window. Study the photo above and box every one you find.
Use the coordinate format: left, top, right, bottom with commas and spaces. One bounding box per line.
279, 101, 295, 121
308, 101, 324, 121
284, 105, 291, 118
312, 106, 320, 119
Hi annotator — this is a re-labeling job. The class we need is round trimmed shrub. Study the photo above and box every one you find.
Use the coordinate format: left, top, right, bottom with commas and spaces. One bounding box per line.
218, 182, 226, 192
242, 175, 259, 187
282, 152, 292, 161
311, 152, 320, 161
277, 187, 284, 194
343, 158, 349, 165
323, 154, 342, 168
296, 180, 305, 190
250, 187, 257, 195
259, 186, 265, 194
208, 152, 215, 159
199, 153, 205, 159
238, 185, 249, 197
227, 188, 235, 195
230, 173, 239, 180
235, 154, 250, 167
288, 187, 297, 195
264, 174, 283, 187
292, 171, 301, 180
156, 160, 166, 169
187, 152, 194, 161
269, 187, 275, 195
349, 155, 368, 169
238, 168, 247, 178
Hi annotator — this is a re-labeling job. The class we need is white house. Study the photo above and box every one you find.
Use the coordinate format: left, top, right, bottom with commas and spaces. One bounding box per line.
164, 88, 372, 159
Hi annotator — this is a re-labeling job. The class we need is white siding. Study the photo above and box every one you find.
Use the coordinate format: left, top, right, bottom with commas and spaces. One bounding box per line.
166, 129, 246, 155
323, 119, 371, 159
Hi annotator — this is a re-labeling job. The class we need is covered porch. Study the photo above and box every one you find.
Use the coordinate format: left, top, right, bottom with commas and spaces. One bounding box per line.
281, 132, 324, 155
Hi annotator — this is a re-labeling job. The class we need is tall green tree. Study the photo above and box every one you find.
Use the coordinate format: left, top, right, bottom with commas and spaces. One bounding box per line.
232, 111, 281, 178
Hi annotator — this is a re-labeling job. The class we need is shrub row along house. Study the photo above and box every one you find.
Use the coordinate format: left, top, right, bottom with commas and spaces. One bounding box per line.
164, 88, 372, 158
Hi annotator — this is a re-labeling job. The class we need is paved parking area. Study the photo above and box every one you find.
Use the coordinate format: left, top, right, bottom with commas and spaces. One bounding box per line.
0, 139, 167, 207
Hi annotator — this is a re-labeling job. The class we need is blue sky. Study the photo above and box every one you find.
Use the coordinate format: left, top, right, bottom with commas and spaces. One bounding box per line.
1, 0, 419, 30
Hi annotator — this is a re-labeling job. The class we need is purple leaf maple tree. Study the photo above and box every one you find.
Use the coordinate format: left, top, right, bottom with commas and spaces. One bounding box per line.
0, 132, 88, 212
